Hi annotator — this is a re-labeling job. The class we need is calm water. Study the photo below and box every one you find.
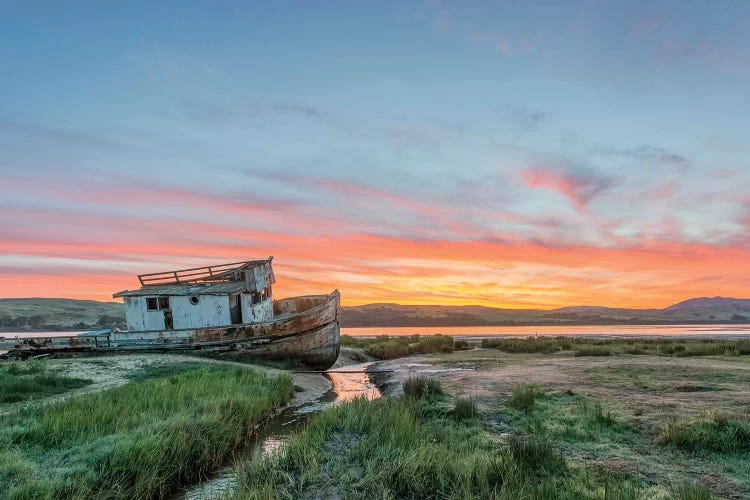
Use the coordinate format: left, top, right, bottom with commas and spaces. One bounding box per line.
4, 324, 750, 342
341, 324, 750, 339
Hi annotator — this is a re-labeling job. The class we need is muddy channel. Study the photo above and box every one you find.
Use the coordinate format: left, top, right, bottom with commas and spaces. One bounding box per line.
175, 362, 384, 500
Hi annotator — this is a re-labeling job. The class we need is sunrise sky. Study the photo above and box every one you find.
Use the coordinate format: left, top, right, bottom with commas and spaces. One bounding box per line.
2, 1, 750, 308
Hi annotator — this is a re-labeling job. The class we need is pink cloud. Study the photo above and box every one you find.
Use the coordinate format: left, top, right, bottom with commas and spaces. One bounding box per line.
520, 168, 609, 210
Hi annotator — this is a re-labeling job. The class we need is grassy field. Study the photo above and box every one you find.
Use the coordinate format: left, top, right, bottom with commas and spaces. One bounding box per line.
343, 334, 750, 361
0, 360, 91, 404
497, 383, 750, 498
226, 377, 718, 499
2, 337, 749, 498
0, 364, 293, 499
481, 336, 750, 357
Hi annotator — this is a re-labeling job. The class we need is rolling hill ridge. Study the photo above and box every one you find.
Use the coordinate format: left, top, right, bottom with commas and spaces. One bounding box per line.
2, 296, 750, 331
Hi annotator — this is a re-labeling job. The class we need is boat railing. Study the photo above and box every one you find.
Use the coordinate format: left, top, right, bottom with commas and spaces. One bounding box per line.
138, 258, 271, 286
0, 333, 112, 349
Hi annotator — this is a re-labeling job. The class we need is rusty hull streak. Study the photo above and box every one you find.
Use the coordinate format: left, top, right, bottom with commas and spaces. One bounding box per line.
193, 294, 335, 342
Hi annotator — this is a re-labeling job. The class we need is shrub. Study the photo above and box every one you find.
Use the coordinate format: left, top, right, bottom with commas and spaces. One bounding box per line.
453, 339, 470, 350
737, 340, 750, 355
366, 340, 409, 359
624, 347, 648, 355
574, 346, 611, 357
410, 334, 454, 354
340, 334, 367, 347
557, 336, 573, 350
402, 375, 443, 398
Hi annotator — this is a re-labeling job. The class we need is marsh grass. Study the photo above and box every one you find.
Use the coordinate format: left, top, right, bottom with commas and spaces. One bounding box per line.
0, 365, 293, 499
194, 352, 303, 369
660, 413, 750, 454
450, 396, 479, 421
229, 394, 652, 499
480, 335, 750, 359
672, 483, 715, 500
343, 334, 750, 362
579, 398, 617, 427
509, 384, 542, 412
402, 375, 443, 398
587, 364, 750, 395
504, 389, 631, 456
125, 361, 207, 381
481, 336, 569, 353
574, 346, 612, 356
0, 359, 91, 404
507, 433, 566, 473
341, 334, 454, 359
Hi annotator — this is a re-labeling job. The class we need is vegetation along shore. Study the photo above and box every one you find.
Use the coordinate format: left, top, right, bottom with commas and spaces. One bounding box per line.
2, 334, 750, 498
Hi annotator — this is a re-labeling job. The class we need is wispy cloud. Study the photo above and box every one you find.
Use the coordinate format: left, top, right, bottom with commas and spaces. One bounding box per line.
604, 145, 687, 165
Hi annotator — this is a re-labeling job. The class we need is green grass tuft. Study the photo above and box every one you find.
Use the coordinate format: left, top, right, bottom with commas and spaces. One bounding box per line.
659, 413, 750, 454
402, 375, 443, 398
507, 433, 566, 473
508, 384, 542, 412
450, 396, 479, 421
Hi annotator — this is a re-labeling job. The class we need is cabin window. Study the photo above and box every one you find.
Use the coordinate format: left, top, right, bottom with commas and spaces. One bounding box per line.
251, 287, 269, 304
146, 297, 158, 311
190, 296, 200, 305
158, 297, 170, 310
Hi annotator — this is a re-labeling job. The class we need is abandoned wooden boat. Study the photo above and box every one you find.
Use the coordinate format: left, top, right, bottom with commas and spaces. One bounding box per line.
1, 258, 341, 370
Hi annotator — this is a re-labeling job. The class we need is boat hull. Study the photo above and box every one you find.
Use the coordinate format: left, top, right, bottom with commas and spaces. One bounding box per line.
1, 291, 341, 371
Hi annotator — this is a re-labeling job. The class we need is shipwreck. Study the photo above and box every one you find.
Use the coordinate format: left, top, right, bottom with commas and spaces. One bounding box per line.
2, 258, 341, 370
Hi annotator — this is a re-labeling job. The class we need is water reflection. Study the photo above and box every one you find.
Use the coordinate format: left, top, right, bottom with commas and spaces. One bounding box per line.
327, 362, 381, 403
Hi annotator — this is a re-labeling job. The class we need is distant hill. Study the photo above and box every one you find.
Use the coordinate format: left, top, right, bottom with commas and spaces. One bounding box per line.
2, 296, 750, 331
340, 297, 750, 327
664, 296, 750, 313
0, 298, 125, 331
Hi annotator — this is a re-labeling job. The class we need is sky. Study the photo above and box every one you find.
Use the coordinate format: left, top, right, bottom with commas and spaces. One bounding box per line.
1, 1, 750, 309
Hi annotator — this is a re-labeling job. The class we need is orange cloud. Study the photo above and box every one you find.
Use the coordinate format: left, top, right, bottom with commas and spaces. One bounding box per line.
3, 228, 750, 309
3, 174, 750, 310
